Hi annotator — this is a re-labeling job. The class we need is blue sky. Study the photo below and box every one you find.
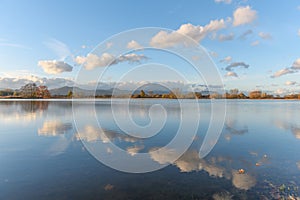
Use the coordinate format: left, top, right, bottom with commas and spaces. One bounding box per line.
0, 0, 300, 95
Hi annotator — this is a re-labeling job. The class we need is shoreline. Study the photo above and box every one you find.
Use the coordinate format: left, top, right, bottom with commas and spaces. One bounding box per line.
0, 98, 299, 101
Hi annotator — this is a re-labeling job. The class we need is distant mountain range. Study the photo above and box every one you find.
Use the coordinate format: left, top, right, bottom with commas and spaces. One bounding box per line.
49, 86, 128, 96
49, 85, 177, 97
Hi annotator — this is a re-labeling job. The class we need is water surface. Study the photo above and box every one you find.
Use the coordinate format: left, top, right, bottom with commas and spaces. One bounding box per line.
0, 100, 299, 199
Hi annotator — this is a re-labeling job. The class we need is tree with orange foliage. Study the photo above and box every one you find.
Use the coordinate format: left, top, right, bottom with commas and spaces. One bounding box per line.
36, 85, 51, 99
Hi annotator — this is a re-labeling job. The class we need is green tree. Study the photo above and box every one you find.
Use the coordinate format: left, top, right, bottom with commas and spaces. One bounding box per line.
67, 90, 73, 98
13, 91, 19, 96
140, 90, 146, 98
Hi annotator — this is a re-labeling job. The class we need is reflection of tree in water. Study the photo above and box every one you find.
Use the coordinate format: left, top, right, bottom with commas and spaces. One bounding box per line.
20, 101, 49, 113
50, 101, 72, 109
0, 101, 14, 106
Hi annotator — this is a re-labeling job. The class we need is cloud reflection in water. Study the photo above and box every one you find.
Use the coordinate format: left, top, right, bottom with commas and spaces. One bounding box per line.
126, 145, 144, 156
273, 120, 300, 140
38, 120, 73, 136
76, 125, 139, 143
150, 149, 257, 190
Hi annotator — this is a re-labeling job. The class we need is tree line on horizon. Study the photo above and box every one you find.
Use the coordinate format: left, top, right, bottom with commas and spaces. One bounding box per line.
0, 84, 300, 99
131, 89, 300, 100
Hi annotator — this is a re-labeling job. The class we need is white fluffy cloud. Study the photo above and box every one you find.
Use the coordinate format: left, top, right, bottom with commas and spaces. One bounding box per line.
225, 71, 238, 77
258, 32, 272, 40
214, 0, 232, 4
233, 6, 257, 26
75, 53, 147, 70
150, 19, 228, 48
271, 58, 300, 78
75, 53, 115, 70
178, 20, 227, 40
285, 81, 297, 86
298, 29, 300, 37
0, 75, 74, 89
220, 56, 232, 63
38, 60, 73, 74
127, 40, 143, 49
271, 68, 296, 78
291, 58, 300, 70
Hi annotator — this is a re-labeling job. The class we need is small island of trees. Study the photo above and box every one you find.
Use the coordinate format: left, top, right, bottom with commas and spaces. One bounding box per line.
0, 83, 51, 99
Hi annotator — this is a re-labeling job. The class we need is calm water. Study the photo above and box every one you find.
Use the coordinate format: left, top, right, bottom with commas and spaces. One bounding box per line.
0, 100, 300, 199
